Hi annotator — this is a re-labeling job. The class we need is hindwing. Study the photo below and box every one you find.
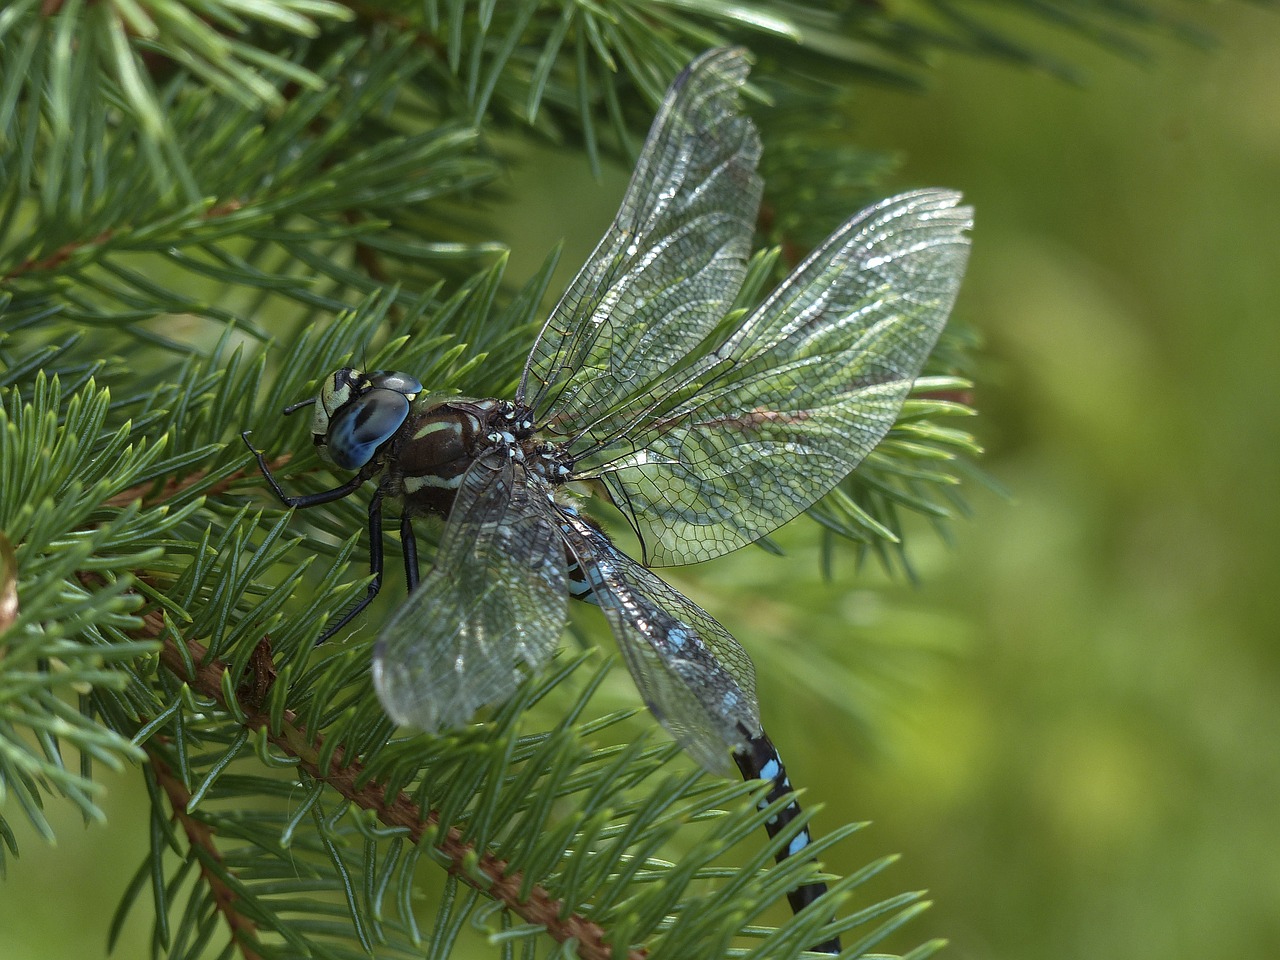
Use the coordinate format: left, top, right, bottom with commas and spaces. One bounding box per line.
373, 451, 567, 731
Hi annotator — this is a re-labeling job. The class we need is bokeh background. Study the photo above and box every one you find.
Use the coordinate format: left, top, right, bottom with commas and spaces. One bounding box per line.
3, 5, 1278, 958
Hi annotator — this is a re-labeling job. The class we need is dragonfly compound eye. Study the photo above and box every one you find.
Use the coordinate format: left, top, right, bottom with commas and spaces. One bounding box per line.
366, 370, 423, 398
321, 388, 411, 470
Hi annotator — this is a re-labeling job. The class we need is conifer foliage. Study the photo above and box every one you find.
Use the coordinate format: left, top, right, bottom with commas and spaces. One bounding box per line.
0, 2, 1230, 957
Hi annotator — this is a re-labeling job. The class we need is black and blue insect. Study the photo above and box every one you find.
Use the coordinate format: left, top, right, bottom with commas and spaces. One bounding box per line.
244, 47, 971, 954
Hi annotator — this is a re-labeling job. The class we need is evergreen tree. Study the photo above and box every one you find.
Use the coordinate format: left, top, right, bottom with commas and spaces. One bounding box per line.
0, 2, 1234, 957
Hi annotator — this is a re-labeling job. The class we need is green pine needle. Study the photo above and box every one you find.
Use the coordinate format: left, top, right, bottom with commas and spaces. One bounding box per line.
0, 2, 1232, 954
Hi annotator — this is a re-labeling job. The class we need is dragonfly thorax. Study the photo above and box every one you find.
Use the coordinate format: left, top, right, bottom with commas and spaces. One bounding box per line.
308, 368, 560, 519
390, 394, 559, 519
382, 395, 499, 518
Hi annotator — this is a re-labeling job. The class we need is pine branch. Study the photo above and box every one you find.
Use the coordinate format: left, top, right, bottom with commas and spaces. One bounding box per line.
136, 614, 631, 960
2, 241, 943, 959
148, 748, 265, 960
2, 2, 1252, 955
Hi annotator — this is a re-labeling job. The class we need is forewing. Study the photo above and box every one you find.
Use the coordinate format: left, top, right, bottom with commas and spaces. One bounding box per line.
592, 189, 973, 564
372, 452, 568, 732
558, 510, 760, 776
518, 47, 762, 433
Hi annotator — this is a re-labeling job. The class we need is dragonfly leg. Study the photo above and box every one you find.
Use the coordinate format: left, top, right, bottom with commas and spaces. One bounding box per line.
733, 727, 841, 955
241, 431, 367, 508
401, 515, 420, 592
311, 490, 387, 644
242, 431, 390, 643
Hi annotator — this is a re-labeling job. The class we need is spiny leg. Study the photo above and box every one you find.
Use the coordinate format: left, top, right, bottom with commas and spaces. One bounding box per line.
242, 431, 386, 643
242, 431, 368, 508
401, 515, 420, 592
314, 489, 387, 643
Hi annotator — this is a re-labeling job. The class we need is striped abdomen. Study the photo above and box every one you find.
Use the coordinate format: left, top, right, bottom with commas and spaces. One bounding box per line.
563, 515, 837, 952
733, 731, 839, 952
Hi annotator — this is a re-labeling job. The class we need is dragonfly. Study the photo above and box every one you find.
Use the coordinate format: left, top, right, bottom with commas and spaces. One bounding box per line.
243, 47, 970, 954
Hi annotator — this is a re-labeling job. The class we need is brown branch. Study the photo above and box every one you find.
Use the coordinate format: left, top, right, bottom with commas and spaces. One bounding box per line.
103, 450, 293, 512
0, 532, 18, 635
5, 229, 116, 280
131, 605, 643, 960
2, 199, 243, 283
4, 203, 242, 278
344, 209, 391, 285
149, 748, 266, 960
345, 3, 446, 57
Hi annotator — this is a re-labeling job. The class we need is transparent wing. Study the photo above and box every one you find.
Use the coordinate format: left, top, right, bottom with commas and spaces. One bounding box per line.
518, 47, 762, 430
558, 509, 760, 776
583, 189, 973, 565
372, 451, 568, 732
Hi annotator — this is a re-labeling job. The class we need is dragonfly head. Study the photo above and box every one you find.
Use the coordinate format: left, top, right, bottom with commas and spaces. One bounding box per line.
302, 368, 424, 471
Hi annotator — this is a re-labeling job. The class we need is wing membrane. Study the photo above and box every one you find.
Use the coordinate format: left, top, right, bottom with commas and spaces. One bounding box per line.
372, 452, 567, 731
588, 189, 973, 564
518, 47, 762, 430
558, 510, 760, 775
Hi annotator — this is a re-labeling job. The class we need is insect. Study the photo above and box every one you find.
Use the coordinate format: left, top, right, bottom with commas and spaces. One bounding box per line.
244, 47, 970, 953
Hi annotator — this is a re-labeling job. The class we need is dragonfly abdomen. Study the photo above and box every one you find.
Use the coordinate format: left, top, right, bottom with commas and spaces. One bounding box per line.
733, 729, 836, 947
561, 509, 838, 950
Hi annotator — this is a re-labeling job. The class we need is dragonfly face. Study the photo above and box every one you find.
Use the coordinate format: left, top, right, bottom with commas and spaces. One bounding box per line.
308, 368, 423, 471
243, 46, 971, 953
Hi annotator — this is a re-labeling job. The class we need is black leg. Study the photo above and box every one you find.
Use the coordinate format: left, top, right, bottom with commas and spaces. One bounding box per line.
401, 515, 420, 592
314, 489, 386, 644
733, 727, 841, 955
242, 431, 388, 645
241, 430, 366, 508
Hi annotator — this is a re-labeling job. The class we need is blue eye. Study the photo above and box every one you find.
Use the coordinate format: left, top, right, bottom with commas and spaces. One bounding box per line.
367, 371, 423, 396
324, 388, 411, 470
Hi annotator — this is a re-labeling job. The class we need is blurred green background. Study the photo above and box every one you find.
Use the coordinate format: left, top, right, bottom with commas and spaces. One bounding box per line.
843, 8, 1280, 958
4, 6, 1278, 958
